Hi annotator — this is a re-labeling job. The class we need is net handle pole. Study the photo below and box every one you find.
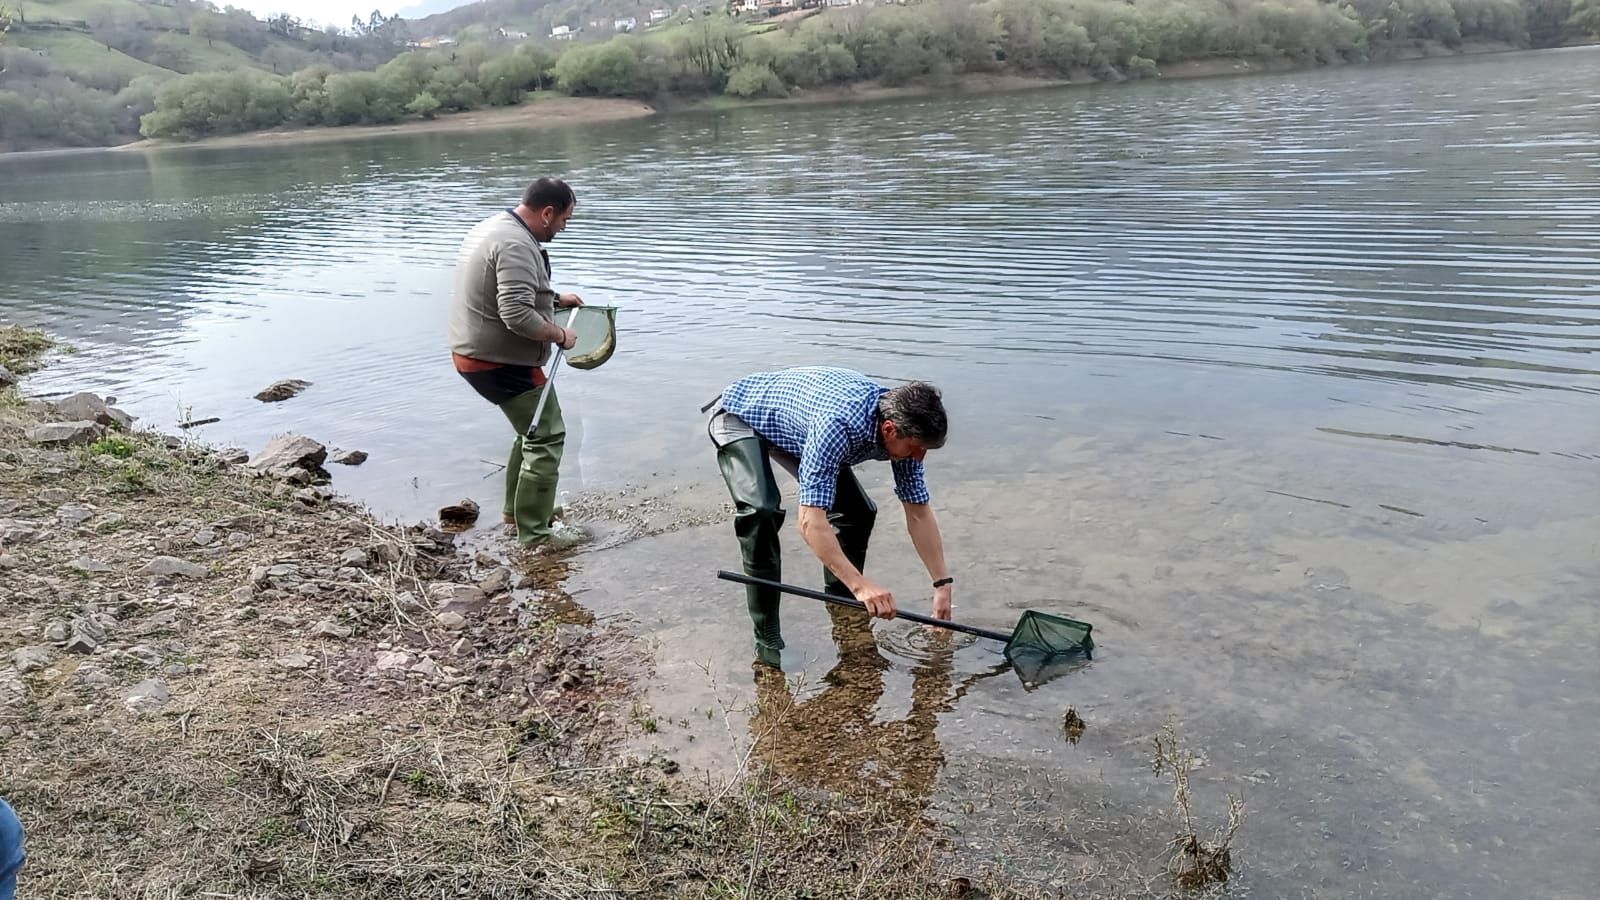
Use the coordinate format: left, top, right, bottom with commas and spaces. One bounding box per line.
528, 306, 582, 435
717, 570, 1012, 644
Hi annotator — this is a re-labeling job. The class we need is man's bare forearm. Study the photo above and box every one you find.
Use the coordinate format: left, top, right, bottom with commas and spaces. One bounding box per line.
904, 503, 949, 581
797, 505, 863, 590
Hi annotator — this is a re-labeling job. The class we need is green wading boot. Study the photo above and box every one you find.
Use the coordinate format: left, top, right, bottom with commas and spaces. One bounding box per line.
716, 435, 786, 661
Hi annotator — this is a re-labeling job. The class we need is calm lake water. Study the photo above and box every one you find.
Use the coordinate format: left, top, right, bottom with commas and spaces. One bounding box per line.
3, 47, 1598, 898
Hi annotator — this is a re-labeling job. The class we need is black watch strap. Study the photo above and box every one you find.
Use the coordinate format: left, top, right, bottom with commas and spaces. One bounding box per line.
932, 577, 954, 588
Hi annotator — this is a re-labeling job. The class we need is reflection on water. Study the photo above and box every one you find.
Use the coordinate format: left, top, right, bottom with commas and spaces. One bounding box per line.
755, 606, 951, 812
2, 46, 1599, 900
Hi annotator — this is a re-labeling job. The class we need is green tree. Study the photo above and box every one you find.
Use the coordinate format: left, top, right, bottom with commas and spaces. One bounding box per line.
426, 66, 484, 110
406, 90, 441, 119
1570, 0, 1600, 34
324, 70, 402, 124
141, 71, 295, 140
476, 52, 541, 105
554, 39, 645, 96
724, 61, 785, 97
516, 42, 559, 91
190, 11, 227, 48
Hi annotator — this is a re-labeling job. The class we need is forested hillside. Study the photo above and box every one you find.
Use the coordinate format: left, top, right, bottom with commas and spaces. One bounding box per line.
1, 0, 1596, 150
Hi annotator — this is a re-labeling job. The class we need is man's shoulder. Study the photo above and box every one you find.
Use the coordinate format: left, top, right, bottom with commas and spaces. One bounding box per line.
464, 212, 535, 249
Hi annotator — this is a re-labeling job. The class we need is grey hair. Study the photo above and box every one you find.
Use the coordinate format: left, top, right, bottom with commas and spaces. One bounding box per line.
879, 381, 948, 449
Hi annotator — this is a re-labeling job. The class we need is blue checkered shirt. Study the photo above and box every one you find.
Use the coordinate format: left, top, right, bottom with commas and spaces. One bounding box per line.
720, 367, 931, 508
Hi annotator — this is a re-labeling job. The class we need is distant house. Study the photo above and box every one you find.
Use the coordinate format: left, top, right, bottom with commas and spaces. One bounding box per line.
417, 36, 458, 48
551, 25, 576, 40
650, 8, 672, 22
614, 17, 637, 31
497, 27, 529, 40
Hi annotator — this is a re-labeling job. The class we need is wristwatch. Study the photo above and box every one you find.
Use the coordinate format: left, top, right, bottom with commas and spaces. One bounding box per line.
932, 577, 954, 589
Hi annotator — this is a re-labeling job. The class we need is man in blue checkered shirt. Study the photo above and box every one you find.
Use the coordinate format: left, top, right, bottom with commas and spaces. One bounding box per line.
705, 367, 953, 664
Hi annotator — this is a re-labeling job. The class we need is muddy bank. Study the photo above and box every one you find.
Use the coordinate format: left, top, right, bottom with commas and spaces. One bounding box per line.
0, 326, 1082, 898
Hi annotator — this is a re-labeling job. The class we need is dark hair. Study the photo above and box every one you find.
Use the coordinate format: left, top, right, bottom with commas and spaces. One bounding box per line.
522, 177, 576, 214
879, 381, 948, 449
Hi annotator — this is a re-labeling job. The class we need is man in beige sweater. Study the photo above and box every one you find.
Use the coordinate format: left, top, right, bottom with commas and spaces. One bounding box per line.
448, 177, 587, 549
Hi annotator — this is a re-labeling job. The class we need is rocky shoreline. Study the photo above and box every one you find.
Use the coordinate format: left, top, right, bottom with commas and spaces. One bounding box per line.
0, 326, 1061, 899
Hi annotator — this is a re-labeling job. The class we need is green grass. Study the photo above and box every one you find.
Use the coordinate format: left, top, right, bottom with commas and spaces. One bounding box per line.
88, 435, 138, 459
0, 325, 53, 375
20, 0, 185, 28
12, 30, 173, 84
151, 31, 269, 73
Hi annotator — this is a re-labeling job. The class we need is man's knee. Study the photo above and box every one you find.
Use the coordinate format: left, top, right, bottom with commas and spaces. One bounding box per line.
736, 497, 785, 532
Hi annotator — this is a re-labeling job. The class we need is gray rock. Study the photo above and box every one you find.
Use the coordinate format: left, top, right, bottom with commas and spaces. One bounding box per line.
124, 679, 171, 714
0, 521, 37, 546
27, 421, 105, 446
230, 586, 255, 606
339, 548, 369, 568
12, 646, 54, 674
137, 609, 182, 634
75, 664, 116, 688
430, 583, 487, 618
192, 529, 218, 547
141, 556, 208, 579
0, 554, 22, 570
217, 447, 250, 465
162, 663, 190, 677
72, 615, 107, 644
69, 555, 113, 574
375, 650, 413, 671
478, 567, 512, 596
39, 488, 72, 505
438, 499, 480, 528
0, 364, 15, 388
330, 449, 368, 466
410, 658, 441, 678
125, 645, 164, 668
293, 486, 332, 505
58, 504, 95, 525
276, 653, 316, 670
266, 564, 300, 579
272, 466, 314, 486
310, 620, 352, 639
52, 393, 131, 428
248, 435, 327, 473
43, 621, 69, 643
435, 611, 466, 630
254, 379, 312, 403
0, 668, 28, 707
227, 532, 253, 549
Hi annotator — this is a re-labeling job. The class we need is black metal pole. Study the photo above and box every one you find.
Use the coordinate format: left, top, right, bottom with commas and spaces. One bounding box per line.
716, 570, 1012, 644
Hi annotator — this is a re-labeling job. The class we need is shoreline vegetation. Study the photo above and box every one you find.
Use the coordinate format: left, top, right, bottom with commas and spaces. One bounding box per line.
76, 40, 1572, 155
0, 325, 1251, 895
2, 0, 1597, 154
